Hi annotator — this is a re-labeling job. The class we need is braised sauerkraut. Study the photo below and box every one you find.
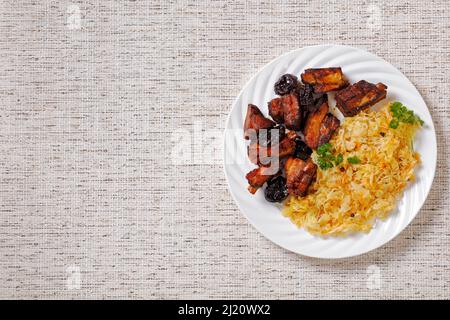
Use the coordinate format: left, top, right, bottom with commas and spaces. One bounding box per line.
283, 103, 421, 236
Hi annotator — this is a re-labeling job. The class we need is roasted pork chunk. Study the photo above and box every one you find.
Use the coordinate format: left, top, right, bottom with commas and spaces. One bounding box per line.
245, 166, 278, 194
268, 93, 302, 130
243, 104, 275, 140
285, 157, 317, 196
247, 135, 296, 166
283, 94, 302, 130
303, 100, 340, 149
335, 80, 387, 116
268, 97, 284, 123
301, 67, 348, 93
318, 114, 340, 146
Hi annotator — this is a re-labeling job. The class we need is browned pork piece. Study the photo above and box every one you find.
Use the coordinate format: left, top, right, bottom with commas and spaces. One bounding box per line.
335, 80, 387, 117
247, 135, 296, 166
245, 166, 278, 194
243, 104, 275, 140
267, 97, 284, 123
285, 157, 317, 196
267, 93, 302, 130
301, 67, 349, 93
303, 100, 340, 149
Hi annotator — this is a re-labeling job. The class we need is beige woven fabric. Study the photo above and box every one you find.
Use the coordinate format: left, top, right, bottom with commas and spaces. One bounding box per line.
0, 0, 448, 299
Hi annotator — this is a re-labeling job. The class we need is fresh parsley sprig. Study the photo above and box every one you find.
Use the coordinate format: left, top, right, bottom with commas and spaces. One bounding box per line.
347, 156, 360, 164
316, 143, 344, 170
389, 101, 424, 129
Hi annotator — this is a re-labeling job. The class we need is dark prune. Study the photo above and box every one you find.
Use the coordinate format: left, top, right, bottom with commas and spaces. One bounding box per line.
297, 84, 315, 109
257, 125, 285, 147
293, 138, 312, 160
264, 176, 288, 203
274, 74, 298, 96
312, 93, 327, 112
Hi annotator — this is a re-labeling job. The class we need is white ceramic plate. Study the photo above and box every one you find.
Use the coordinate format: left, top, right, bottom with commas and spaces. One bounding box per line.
223, 44, 436, 259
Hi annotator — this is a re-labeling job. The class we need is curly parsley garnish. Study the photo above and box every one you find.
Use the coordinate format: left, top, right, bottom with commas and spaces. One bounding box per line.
347, 156, 361, 164
316, 143, 344, 170
389, 101, 424, 129
335, 153, 344, 165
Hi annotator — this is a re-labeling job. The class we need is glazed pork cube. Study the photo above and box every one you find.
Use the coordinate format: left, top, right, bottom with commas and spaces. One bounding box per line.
303, 100, 340, 149
267, 93, 302, 130
301, 67, 348, 93
243, 104, 275, 140
335, 80, 387, 117
285, 157, 317, 196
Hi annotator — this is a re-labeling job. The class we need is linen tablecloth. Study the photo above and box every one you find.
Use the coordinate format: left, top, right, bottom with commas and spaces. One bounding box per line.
0, 0, 448, 299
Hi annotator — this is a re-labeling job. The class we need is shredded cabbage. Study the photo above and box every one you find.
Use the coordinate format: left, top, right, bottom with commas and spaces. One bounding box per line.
283, 103, 421, 236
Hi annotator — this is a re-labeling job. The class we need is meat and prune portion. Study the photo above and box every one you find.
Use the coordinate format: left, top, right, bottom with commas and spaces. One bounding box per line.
244, 104, 275, 140
268, 93, 302, 130
303, 100, 340, 149
293, 138, 313, 160
335, 80, 387, 117
274, 74, 298, 96
264, 176, 288, 203
285, 157, 317, 196
301, 67, 349, 93
244, 66, 389, 200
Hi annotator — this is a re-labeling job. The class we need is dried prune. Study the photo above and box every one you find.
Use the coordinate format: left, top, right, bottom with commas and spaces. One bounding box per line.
274, 74, 298, 96
293, 138, 312, 160
264, 176, 288, 202
297, 84, 315, 109
312, 93, 327, 112
298, 83, 329, 114
257, 125, 285, 147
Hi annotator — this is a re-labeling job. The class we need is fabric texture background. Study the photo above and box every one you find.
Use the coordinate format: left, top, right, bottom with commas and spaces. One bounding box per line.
0, 0, 448, 299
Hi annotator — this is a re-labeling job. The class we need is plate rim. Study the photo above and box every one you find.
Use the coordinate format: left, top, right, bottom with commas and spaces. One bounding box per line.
222, 44, 437, 259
